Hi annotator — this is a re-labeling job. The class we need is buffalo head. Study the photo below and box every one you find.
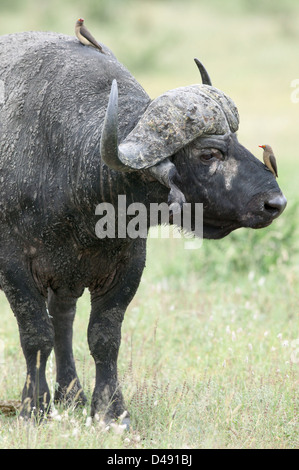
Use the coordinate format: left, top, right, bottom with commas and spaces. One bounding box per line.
100, 60, 286, 238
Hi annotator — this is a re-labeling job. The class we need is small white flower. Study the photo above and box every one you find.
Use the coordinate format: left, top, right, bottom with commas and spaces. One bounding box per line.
277, 333, 283, 340
248, 343, 253, 350
282, 340, 289, 347
231, 331, 236, 341
85, 416, 92, 427
264, 331, 269, 337
118, 410, 128, 422
50, 408, 61, 421
110, 422, 127, 435
258, 277, 265, 286
50, 408, 58, 418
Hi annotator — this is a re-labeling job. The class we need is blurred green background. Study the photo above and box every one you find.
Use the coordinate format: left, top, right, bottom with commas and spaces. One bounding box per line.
0, 0, 298, 448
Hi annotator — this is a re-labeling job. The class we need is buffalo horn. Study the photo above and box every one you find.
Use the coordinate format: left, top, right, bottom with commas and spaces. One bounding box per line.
194, 58, 212, 86
101, 81, 186, 209
100, 79, 131, 172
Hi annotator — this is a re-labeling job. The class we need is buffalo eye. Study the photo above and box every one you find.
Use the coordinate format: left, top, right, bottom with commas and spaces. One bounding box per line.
199, 148, 224, 164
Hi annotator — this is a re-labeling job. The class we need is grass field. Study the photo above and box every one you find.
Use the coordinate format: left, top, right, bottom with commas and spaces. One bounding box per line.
0, 0, 298, 449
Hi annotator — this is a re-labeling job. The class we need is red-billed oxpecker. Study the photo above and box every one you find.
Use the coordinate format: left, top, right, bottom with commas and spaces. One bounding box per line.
259, 144, 278, 178
75, 18, 104, 53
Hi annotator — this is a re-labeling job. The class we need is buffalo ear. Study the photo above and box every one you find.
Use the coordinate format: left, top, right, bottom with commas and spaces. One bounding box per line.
147, 159, 186, 214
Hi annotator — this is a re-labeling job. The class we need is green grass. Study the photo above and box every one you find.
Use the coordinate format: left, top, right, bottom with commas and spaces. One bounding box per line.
0, 232, 298, 448
0, 0, 298, 449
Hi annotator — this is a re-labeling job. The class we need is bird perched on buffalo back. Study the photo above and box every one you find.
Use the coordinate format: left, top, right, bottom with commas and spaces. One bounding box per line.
75, 18, 104, 53
259, 144, 278, 178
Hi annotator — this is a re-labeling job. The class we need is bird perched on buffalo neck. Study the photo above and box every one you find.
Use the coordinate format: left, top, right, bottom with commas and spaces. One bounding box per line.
259, 144, 278, 178
75, 18, 104, 53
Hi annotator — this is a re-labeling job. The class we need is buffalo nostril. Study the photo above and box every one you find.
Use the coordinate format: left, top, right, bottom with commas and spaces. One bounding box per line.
264, 194, 287, 217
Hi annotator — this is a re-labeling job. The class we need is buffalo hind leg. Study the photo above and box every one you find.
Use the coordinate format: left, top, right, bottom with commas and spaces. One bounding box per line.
47, 288, 87, 407
88, 241, 146, 426
0, 261, 54, 418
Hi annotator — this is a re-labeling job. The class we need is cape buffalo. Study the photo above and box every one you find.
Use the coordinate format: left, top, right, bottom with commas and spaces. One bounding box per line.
0, 31, 286, 425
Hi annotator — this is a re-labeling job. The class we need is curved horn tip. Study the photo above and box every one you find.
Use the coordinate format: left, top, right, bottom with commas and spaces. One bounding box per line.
111, 78, 118, 93
100, 78, 130, 172
108, 79, 118, 109
194, 58, 212, 86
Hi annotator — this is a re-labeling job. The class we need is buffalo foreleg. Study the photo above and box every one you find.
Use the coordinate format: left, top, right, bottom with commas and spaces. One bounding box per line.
88, 241, 146, 426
